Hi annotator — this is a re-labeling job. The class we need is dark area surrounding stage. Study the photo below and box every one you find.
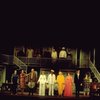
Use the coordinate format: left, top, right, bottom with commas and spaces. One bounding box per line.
0, 2, 100, 50
1, 8, 99, 48
0, 14, 99, 50
0, 31, 98, 48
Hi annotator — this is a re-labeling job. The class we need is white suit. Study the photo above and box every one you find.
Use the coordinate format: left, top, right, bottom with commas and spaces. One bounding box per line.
47, 74, 56, 96
38, 75, 46, 96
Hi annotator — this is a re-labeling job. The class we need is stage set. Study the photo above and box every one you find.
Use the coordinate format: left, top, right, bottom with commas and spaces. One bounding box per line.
0, 46, 100, 100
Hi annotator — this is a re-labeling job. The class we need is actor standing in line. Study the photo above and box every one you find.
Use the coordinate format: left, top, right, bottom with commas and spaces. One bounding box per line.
11, 70, 18, 95
27, 68, 37, 94
47, 70, 56, 96
37, 71, 47, 96
64, 72, 73, 96
57, 71, 65, 96
74, 70, 81, 97
19, 70, 26, 95
83, 73, 92, 96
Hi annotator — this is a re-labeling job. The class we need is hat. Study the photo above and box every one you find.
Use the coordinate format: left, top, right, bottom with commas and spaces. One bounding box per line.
62, 47, 65, 49
51, 70, 54, 72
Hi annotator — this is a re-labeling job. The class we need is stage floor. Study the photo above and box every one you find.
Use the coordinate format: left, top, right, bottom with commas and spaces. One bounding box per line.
0, 92, 100, 100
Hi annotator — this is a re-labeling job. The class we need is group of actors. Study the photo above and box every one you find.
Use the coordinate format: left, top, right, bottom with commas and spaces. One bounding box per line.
11, 68, 92, 97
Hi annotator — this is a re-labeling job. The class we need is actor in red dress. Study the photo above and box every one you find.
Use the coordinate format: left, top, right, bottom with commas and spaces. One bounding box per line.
64, 72, 73, 96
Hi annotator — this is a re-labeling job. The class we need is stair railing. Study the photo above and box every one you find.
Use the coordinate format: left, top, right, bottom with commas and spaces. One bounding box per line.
89, 60, 100, 82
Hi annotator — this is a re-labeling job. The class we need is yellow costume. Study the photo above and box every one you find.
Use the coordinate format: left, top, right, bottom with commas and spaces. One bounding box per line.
57, 73, 65, 96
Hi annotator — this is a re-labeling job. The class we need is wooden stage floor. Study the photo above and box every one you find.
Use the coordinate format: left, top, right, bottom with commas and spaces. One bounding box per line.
0, 92, 100, 100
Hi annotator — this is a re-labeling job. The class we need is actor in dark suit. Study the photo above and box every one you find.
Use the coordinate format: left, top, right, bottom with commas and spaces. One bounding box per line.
11, 70, 18, 95
74, 70, 81, 97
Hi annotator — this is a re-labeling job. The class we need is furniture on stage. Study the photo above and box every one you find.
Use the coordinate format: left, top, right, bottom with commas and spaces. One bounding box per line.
0, 83, 13, 93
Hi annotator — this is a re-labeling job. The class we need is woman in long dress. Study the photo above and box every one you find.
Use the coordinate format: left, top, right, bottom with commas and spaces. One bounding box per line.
83, 73, 92, 96
19, 70, 26, 95
64, 72, 73, 96
57, 71, 65, 96
37, 71, 46, 96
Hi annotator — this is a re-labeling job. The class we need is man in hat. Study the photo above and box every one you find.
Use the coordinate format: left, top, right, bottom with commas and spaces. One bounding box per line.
59, 47, 67, 59
59, 47, 67, 69
47, 69, 56, 96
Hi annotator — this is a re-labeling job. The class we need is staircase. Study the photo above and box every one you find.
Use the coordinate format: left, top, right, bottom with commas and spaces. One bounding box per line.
89, 60, 100, 82
0, 65, 4, 71
13, 56, 28, 72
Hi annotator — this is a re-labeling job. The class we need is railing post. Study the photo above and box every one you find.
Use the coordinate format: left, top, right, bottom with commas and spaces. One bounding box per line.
93, 48, 95, 66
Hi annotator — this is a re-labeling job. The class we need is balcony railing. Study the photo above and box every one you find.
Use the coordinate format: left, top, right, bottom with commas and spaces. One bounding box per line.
0, 54, 75, 68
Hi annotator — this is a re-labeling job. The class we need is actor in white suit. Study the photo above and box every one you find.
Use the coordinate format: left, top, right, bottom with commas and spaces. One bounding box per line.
37, 71, 46, 96
47, 70, 56, 96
